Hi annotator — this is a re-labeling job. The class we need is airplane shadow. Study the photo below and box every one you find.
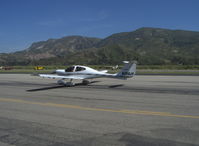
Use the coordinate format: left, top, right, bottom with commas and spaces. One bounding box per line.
109, 84, 124, 88
27, 85, 67, 92
26, 81, 102, 92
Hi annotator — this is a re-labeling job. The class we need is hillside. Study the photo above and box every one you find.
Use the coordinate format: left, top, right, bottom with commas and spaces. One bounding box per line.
0, 36, 101, 65
0, 27, 199, 65
92, 27, 199, 65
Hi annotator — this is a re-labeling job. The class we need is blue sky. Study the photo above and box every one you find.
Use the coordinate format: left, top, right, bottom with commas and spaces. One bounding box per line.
0, 0, 199, 52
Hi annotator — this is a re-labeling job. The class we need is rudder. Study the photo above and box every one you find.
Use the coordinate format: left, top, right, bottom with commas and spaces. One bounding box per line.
117, 61, 136, 79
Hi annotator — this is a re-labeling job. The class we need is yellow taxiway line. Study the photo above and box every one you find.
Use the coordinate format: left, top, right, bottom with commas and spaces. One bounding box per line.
0, 97, 199, 119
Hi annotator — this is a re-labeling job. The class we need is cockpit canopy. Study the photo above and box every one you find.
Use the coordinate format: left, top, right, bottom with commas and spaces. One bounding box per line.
76, 66, 86, 71
65, 66, 74, 72
65, 66, 86, 72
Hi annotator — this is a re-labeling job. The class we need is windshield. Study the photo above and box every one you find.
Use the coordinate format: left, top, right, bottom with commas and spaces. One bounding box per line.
65, 66, 75, 72
75, 66, 86, 72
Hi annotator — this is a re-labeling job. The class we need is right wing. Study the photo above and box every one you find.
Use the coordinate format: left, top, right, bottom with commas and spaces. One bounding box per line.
39, 74, 85, 80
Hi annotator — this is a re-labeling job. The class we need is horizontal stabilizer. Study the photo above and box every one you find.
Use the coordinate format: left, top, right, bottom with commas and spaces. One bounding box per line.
99, 70, 108, 73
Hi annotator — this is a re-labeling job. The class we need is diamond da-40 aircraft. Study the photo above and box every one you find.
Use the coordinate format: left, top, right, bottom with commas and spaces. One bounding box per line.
38, 61, 136, 86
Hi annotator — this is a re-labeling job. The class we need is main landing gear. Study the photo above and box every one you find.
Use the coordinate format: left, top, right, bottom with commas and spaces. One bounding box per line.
57, 79, 74, 86
57, 79, 90, 86
82, 80, 90, 85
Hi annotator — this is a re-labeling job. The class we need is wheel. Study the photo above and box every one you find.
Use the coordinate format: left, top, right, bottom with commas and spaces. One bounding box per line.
57, 80, 65, 85
82, 80, 90, 85
65, 82, 74, 86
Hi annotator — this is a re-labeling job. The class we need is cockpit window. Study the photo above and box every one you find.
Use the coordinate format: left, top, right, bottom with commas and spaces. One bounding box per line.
65, 66, 75, 72
75, 66, 86, 72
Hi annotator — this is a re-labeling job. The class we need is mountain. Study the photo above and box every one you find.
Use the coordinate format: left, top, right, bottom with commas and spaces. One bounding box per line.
92, 27, 199, 65
25, 36, 101, 59
0, 27, 199, 65
0, 36, 101, 65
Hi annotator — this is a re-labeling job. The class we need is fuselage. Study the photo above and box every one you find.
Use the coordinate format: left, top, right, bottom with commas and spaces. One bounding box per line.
38, 61, 136, 85
56, 65, 117, 79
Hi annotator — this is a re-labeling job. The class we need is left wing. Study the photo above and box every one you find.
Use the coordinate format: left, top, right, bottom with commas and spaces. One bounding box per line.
39, 74, 85, 80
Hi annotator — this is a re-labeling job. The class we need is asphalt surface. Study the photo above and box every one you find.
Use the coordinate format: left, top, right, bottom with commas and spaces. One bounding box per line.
0, 74, 199, 146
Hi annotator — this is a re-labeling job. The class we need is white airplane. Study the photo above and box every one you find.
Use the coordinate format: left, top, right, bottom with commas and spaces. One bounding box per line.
39, 61, 136, 86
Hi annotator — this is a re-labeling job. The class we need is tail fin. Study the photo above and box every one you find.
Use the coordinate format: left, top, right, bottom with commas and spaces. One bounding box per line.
116, 61, 136, 79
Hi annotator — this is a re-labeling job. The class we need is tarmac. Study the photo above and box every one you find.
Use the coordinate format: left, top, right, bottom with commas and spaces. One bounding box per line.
0, 74, 199, 146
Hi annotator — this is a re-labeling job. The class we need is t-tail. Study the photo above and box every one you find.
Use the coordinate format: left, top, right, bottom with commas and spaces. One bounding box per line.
116, 61, 136, 79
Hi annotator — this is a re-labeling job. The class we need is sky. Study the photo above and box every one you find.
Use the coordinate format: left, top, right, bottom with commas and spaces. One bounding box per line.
0, 0, 199, 53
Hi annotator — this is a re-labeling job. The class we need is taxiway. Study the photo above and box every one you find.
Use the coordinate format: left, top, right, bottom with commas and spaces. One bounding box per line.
0, 74, 199, 146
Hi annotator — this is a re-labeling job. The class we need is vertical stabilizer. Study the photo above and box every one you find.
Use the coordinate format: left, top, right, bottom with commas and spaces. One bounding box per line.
116, 61, 136, 79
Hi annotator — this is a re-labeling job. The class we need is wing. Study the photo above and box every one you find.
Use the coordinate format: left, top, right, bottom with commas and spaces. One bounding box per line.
39, 74, 85, 80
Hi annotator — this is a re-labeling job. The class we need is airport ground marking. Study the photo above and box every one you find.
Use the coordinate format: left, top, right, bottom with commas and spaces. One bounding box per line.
0, 97, 199, 119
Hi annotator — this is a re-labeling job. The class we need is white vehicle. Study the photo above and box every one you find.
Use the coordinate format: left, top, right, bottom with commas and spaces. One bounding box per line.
39, 61, 136, 86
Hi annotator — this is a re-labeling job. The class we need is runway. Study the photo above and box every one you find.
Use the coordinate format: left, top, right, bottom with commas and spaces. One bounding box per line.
0, 74, 199, 146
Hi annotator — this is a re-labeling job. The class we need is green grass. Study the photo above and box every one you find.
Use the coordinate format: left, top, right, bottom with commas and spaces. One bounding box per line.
0, 69, 54, 74
0, 65, 199, 75
9, 65, 199, 70
1, 68, 199, 75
